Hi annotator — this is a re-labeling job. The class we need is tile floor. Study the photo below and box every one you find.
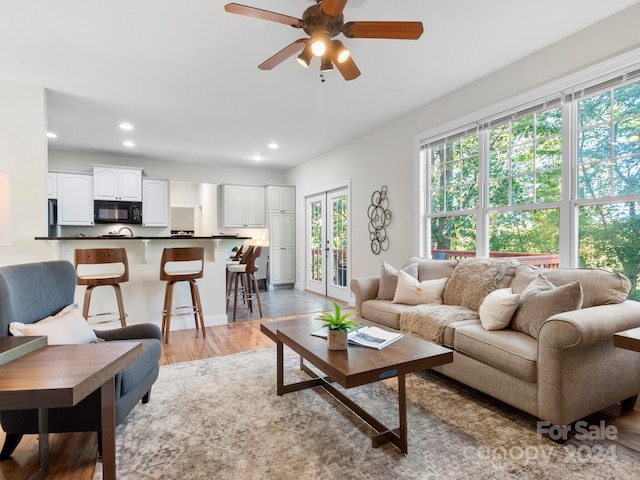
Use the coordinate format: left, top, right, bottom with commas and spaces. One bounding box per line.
226, 287, 350, 322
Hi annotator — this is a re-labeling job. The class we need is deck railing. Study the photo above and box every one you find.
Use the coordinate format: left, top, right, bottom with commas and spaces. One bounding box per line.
432, 249, 560, 269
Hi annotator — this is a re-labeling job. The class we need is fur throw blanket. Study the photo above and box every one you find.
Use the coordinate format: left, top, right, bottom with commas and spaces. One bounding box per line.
400, 304, 478, 345
442, 257, 518, 311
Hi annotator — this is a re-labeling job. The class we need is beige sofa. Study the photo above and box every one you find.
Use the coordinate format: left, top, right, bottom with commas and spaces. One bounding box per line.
351, 257, 640, 427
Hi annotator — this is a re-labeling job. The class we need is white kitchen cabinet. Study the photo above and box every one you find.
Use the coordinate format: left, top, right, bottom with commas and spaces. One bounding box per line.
93, 166, 142, 201
57, 173, 94, 225
142, 178, 169, 227
269, 213, 295, 285
268, 186, 295, 286
267, 185, 295, 213
47, 172, 58, 199
219, 184, 265, 228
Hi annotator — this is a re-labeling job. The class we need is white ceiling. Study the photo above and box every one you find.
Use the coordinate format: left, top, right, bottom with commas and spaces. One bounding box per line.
1, 0, 638, 171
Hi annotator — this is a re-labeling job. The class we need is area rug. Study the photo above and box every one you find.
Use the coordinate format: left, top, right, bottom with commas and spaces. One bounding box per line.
94, 348, 640, 479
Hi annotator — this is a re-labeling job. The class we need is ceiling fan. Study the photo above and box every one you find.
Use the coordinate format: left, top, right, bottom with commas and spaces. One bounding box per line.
224, 0, 424, 81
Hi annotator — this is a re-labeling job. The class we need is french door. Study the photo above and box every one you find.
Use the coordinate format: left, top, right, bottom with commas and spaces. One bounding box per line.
305, 187, 349, 302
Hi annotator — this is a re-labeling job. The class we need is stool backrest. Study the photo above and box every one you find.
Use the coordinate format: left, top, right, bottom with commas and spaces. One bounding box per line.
245, 246, 262, 274
74, 248, 129, 285
160, 247, 204, 281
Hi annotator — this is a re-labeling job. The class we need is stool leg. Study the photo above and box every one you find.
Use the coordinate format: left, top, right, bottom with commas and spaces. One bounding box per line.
82, 286, 95, 321
113, 284, 127, 327
163, 281, 175, 343
190, 280, 206, 339
226, 270, 234, 311
233, 272, 240, 322
244, 273, 253, 313
250, 273, 263, 318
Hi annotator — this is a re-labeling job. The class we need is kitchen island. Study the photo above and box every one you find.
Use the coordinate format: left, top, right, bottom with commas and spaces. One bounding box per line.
35, 235, 251, 331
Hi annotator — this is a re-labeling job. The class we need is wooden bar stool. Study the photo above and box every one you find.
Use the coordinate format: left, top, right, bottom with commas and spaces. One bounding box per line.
160, 247, 205, 343
227, 246, 263, 322
74, 248, 129, 327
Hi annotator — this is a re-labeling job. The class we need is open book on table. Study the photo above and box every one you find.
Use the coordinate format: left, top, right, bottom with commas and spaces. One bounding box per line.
311, 326, 403, 350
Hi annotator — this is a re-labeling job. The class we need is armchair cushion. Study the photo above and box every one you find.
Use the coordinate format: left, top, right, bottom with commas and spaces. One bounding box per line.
9, 304, 97, 344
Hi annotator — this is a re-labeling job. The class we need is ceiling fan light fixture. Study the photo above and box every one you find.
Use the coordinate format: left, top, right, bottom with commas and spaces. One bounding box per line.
331, 40, 350, 63
311, 36, 327, 57
296, 43, 313, 68
320, 53, 333, 72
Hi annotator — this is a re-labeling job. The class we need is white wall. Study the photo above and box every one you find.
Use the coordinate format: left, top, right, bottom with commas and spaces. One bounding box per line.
285, 3, 640, 289
0, 82, 55, 265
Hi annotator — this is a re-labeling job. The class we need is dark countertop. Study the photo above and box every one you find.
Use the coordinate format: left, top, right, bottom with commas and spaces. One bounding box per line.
35, 235, 251, 240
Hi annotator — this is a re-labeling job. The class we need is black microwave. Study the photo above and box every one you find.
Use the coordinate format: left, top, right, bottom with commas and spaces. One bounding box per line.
94, 200, 142, 224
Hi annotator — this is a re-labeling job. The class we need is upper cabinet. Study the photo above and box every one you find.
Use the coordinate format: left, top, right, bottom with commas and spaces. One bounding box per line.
267, 185, 295, 213
57, 173, 94, 225
219, 184, 265, 228
47, 172, 58, 199
93, 166, 143, 201
142, 178, 169, 227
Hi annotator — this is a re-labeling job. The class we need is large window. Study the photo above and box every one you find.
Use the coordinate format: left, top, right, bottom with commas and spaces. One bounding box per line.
422, 73, 640, 300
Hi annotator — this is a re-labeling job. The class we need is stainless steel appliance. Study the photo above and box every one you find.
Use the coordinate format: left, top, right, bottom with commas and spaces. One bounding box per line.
47, 198, 59, 237
94, 200, 142, 224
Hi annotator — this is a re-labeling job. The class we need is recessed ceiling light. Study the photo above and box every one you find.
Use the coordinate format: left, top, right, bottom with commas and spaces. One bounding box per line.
252, 155, 263, 161
46, 132, 58, 139
268, 142, 279, 150
123, 141, 135, 147
119, 122, 134, 131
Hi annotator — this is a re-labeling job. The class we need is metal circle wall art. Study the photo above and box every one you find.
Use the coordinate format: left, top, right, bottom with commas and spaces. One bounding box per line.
367, 185, 391, 255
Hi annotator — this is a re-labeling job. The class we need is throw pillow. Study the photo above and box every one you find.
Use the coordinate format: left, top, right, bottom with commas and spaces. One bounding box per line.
510, 275, 583, 339
9, 304, 98, 345
478, 288, 521, 331
377, 261, 418, 300
393, 270, 447, 306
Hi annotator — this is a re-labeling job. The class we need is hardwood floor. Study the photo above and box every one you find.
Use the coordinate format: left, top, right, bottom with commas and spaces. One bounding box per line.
1, 315, 639, 479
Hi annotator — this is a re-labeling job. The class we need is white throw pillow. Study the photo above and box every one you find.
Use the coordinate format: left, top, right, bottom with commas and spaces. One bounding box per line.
9, 304, 97, 345
392, 270, 447, 306
479, 288, 521, 331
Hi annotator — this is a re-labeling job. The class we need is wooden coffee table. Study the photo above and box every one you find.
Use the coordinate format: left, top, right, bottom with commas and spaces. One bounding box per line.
261, 317, 453, 454
614, 327, 640, 352
0, 341, 142, 480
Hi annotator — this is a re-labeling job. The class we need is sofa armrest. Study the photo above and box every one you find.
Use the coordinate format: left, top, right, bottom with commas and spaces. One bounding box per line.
350, 277, 380, 316
96, 323, 162, 342
538, 300, 640, 350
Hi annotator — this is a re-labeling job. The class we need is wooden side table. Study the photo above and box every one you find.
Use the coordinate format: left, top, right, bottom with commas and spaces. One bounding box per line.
0, 341, 142, 480
614, 327, 640, 352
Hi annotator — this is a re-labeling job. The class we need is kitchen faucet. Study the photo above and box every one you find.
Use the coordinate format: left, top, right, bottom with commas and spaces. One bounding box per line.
117, 226, 134, 237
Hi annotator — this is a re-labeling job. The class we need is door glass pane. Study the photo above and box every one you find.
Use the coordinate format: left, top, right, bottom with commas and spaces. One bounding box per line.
331, 195, 348, 287
310, 201, 323, 282
579, 201, 640, 301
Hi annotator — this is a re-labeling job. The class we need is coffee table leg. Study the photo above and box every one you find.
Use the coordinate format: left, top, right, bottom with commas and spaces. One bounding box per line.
277, 339, 284, 395
100, 377, 117, 480
398, 373, 408, 454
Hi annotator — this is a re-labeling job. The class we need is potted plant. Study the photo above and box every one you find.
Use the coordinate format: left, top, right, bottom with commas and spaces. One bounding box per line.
316, 302, 357, 350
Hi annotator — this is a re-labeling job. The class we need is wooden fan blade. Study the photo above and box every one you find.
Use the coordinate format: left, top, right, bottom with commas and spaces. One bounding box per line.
224, 3, 303, 28
343, 21, 424, 39
258, 39, 307, 70
320, 0, 348, 17
334, 55, 361, 81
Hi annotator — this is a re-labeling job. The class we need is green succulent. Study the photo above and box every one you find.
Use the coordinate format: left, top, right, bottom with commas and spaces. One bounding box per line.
316, 302, 357, 332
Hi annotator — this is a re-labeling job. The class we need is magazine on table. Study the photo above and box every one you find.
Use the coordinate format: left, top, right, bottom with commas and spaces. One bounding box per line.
311, 325, 403, 350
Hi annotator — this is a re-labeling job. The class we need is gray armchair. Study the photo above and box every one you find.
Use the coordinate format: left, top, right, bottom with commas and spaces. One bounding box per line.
0, 260, 161, 458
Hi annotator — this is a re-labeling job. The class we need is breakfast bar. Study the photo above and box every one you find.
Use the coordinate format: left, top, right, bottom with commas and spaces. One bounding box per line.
35, 235, 251, 330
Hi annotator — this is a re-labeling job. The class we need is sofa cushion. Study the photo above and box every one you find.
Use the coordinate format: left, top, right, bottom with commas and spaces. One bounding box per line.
392, 271, 447, 306
361, 300, 415, 330
478, 288, 521, 331
510, 276, 583, 339
443, 257, 519, 311
454, 324, 538, 383
443, 319, 481, 348
377, 261, 418, 300
510, 265, 630, 307
399, 304, 478, 345
404, 256, 458, 282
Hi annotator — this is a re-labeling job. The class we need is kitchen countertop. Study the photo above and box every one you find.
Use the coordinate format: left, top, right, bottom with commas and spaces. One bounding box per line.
35, 235, 251, 240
